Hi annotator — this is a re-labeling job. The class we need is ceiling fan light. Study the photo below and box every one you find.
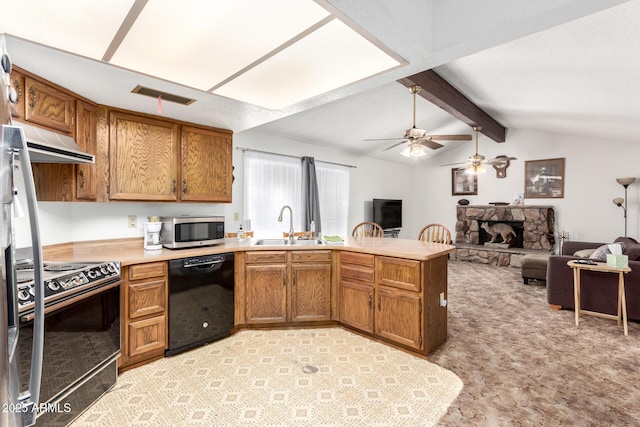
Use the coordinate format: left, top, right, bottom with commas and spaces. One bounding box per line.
466, 164, 486, 174
400, 143, 427, 158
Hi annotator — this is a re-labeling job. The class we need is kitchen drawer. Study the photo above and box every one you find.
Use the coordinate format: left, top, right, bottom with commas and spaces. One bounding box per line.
128, 261, 166, 280
376, 256, 422, 292
341, 251, 374, 267
128, 278, 166, 319
291, 250, 331, 263
128, 315, 167, 357
246, 251, 287, 264
340, 263, 375, 283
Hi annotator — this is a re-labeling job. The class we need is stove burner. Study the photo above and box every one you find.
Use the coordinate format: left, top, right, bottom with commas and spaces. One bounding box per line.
44, 264, 90, 272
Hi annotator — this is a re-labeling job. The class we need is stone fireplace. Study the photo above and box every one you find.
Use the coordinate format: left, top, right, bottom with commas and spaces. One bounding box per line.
453, 205, 555, 267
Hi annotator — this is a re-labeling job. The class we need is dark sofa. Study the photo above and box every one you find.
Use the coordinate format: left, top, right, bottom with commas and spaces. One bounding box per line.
546, 239, 640, 321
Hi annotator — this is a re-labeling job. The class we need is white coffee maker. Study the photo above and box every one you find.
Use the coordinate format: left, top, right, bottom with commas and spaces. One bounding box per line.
144, 217, 162, 250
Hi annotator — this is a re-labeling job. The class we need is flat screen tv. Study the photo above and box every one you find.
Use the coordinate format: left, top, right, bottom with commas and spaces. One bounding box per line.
372, 199, 402, 230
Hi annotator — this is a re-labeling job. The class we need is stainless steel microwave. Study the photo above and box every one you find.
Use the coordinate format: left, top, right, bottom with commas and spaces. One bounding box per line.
160, 216, 225, 249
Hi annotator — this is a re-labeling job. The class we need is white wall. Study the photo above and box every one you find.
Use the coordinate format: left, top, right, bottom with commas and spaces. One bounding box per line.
411, 128, 640, 246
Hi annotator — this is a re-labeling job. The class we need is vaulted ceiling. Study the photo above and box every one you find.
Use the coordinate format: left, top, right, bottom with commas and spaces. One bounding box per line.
2, 0, 637, 163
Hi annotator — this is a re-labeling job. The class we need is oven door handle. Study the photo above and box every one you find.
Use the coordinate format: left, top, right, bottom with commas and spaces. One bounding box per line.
20, 280, 122, 322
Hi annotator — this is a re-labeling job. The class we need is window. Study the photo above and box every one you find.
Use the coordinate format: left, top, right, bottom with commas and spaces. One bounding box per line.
316, 162, 349, 236
243, 151, 349, 238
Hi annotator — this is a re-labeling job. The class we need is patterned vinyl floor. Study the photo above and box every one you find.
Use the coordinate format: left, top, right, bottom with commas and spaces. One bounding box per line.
71, 328, 462, 426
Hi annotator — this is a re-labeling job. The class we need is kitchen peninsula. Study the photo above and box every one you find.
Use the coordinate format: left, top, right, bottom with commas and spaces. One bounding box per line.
43, 237, 454, 369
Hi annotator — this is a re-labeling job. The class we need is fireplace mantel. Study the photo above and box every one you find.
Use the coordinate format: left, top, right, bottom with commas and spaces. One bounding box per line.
454, 205, 555, 267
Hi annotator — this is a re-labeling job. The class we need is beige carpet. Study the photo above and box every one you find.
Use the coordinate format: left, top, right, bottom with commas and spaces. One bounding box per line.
71, 328, 462, 426
433, 261, 640, 426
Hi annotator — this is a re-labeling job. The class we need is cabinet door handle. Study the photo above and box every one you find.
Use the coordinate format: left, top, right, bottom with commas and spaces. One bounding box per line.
182, 179, 187, 195
377, 296, 381, 311
171, 178, 177, 194
28, 87, 37, 109
13, 79, 22, 103
368, 294, 373, 309
78, 170, 85, 190
292, 271, 296, 286
282, 272, 287, 287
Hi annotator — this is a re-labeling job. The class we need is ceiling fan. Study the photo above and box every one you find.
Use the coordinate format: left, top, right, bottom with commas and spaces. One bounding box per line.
441, 126, 516, 174
363, 85, 472, 157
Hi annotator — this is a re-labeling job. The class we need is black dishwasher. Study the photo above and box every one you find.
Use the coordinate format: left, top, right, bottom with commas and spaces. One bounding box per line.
166, 252, 234, 356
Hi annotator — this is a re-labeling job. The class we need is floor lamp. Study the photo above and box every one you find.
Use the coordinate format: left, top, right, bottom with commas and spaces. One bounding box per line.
613, 177, 636, 237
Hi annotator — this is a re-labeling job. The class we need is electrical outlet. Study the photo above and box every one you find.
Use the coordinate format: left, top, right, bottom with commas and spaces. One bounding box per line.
128, 215, 137, 228
234, 212, 239, 221
439, 292, 447, 307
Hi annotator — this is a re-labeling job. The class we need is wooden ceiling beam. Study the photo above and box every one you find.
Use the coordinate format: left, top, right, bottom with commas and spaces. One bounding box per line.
398, 70, 506, 142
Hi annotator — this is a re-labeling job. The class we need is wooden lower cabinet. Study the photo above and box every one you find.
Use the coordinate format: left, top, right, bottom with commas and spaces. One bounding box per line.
245, 264, 287, 323
375, 286, 422, 350
337, 252, 446, 354
339, 251, 375, 332
237, 248, 448, 357
290, 262, 332, 322
339, 280, 374, 333
244, 250, 331, 324
120, 261, 168, 370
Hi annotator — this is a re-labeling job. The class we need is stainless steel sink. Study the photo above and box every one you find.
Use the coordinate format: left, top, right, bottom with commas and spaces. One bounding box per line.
253, 239, 324, 246
253, 239, 289, 246
292, 239, 325, 246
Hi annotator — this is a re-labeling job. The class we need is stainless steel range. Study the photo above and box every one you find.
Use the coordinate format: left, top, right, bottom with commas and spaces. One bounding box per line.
16, 260, 121, 313
16, 259, 122, 426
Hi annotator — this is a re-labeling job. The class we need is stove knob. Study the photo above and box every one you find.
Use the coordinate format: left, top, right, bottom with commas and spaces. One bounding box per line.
18, 289, 30, 301
107, 264, 116, 272
88, 270, 98, 279
100, 267, 108, 275
29, 287, 35, 296
48, 281, 60, 291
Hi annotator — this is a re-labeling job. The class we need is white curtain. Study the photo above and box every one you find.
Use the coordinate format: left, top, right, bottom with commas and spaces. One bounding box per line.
243, 151, 301, 238
316, 161, 349, 237
243, 151, 349, 238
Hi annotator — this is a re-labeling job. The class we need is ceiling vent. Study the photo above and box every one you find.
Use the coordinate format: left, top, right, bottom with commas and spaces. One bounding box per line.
131, 85, 196, 105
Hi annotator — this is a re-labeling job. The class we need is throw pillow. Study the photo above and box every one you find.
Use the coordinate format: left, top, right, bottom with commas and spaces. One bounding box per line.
589, 243, 627, 261
573, 248, 596, 258
589, 244, 611, 261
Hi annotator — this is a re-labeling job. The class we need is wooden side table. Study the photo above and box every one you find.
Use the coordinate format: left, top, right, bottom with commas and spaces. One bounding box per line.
567, 260, 631, 335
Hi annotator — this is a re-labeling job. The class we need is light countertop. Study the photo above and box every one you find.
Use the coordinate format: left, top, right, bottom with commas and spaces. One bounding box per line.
43, 237, 455, 266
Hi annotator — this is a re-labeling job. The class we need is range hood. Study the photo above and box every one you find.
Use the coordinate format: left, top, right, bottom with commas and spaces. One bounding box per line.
19, 122, 94, 164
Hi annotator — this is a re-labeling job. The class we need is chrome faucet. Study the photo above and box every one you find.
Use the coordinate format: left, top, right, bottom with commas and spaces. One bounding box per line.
278, 205, 294, 243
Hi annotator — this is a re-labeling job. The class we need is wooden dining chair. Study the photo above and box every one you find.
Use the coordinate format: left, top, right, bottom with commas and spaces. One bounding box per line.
283, 231, 313, 239
417, 224, 452, 244
351, 221, 384, 237
225, 231, 254, 238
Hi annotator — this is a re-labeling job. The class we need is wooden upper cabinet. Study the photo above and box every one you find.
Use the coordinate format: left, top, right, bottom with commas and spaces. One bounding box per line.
75, 100, 98, 200
9, 70, 25, 118
24, 77, 76, 134
108, 111, 179, 201
180, 126, 232, 202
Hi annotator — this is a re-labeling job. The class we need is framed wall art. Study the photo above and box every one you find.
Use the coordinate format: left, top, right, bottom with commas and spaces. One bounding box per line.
452, 168, 478, 196
524, 158, 565, 198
